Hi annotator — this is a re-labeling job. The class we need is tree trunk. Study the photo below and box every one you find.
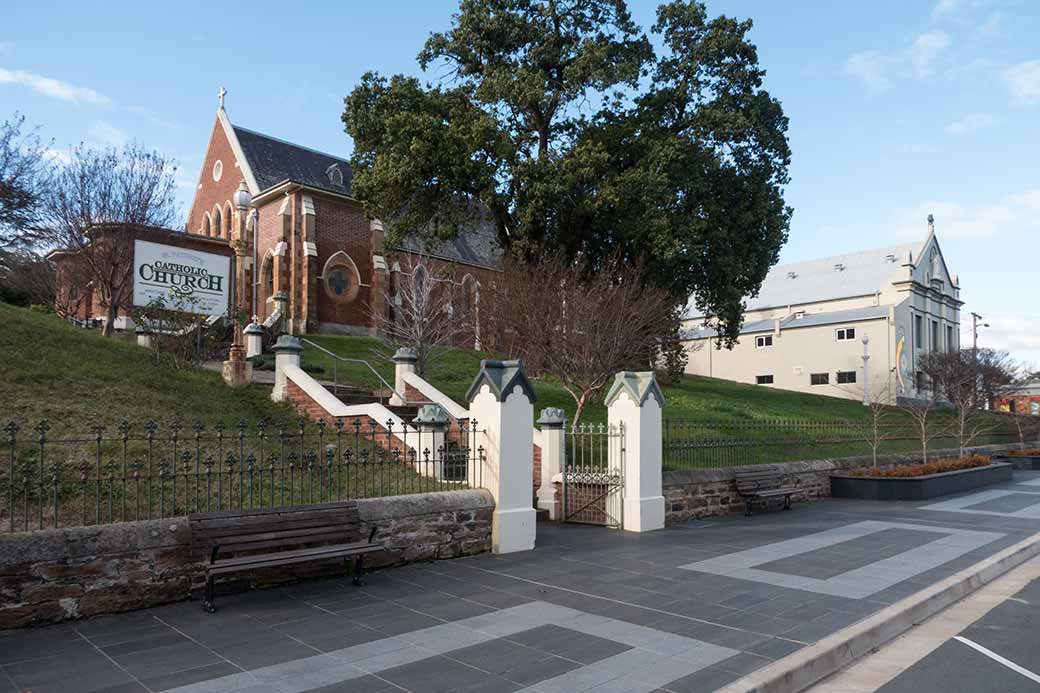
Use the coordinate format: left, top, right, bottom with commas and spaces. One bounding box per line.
103, 300, 117, 337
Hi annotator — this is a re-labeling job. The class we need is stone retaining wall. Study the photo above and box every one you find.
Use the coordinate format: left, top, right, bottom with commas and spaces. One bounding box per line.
0, 489, 493, 630
663, 444, 1024, 526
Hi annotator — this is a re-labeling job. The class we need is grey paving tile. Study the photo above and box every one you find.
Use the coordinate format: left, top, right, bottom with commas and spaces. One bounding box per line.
142, 660, 242, 692
377, 655, 496, 693
114, 640, 223, 680
273, 614, 383, 652
503, 654, 583, 686
304, 674, 405, 691
0, 624, 87, 665
100, 629, 191, 656
212, 629, 319, 670
5, 651, 136, 693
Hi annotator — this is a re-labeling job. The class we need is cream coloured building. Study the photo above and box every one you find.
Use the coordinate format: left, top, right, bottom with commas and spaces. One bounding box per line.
682, 222, 962, 403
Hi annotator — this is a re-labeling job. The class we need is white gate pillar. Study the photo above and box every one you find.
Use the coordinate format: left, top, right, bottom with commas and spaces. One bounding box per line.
536, 407, 566, 520
390, 347, 417, 406
244, 320, 263, 359
466, 359, 537, 554
271, 335, 302, 402
606, 371, 666, 533
414, 404, 447, 478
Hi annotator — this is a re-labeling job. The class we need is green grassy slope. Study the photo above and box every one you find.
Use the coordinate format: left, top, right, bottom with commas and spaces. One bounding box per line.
1, 303, 297, 433
300, 333, 901, 426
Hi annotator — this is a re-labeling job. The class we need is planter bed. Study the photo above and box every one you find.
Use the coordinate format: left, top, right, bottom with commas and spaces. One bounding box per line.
993, 454, 1040, 471
831, 462, 1012, 501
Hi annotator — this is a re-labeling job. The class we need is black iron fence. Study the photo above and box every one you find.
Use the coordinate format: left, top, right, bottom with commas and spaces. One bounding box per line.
2, 418, 485, 533
662, 418, 1025, 471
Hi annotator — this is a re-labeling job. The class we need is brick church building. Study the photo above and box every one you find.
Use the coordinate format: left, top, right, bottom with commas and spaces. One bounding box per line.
184, 95, 502, 339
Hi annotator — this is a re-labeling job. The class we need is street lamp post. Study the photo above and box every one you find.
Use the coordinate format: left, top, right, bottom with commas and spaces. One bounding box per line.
222, 181, 254, 387
862, 335, 870, 406
970, 312, 990, 407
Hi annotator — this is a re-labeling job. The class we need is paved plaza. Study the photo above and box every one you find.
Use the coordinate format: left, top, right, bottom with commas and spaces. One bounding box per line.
5, 471, 1040, 693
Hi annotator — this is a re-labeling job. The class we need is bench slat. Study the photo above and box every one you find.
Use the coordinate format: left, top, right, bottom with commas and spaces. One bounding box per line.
211, 541, 382, 570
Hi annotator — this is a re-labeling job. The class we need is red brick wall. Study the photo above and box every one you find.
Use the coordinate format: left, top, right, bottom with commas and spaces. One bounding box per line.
312, 196, 373, 328
185, 118, 241, 237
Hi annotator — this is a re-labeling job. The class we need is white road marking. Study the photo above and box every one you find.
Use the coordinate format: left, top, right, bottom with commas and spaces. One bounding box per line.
953, 635, 1040, 685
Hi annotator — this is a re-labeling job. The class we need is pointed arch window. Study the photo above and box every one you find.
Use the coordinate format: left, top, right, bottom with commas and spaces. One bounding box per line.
212, 207, 222, 239
321, 251, 361, 304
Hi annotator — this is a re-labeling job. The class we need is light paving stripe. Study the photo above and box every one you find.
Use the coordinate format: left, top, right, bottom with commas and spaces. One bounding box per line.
163, 601, 738, 693
678, 521, 1005, 599
919, 488, 1040, 519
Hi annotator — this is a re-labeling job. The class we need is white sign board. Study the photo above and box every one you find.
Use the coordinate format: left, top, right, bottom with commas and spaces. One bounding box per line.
132, 239, 230, 316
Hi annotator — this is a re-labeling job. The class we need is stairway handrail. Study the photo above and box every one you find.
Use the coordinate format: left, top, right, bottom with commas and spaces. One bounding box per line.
298, 337, 404, 405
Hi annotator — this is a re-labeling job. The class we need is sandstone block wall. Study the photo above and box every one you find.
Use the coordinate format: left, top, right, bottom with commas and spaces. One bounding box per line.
0, 489, 493, 630
662, 443, 1023, 526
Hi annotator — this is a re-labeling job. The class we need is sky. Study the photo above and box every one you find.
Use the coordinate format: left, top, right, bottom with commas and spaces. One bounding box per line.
2, 0, 1039, 365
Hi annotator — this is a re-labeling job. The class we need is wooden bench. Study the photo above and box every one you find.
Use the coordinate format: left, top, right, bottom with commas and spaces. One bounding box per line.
189, 501, 383, 613
735, 466, 799, 516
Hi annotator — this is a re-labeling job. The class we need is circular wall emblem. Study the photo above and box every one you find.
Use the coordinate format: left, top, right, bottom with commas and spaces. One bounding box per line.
323, 260, 360, 304
212, 160, 223, 182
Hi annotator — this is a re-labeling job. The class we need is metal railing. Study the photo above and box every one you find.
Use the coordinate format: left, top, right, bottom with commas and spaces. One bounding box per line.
2, 418, 485, 533
662, 418, 1022, 470
299, 338, 403, 404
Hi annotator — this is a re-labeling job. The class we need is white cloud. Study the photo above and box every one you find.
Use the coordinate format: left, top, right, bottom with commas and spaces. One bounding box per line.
945, 112, 996, 135
845, 31, 951, 91
1003, 59, 1040, 105
0, 67, 109, 105
932, 0, 962, 21
909, 31, 951, 77
88, 120, 127, 147
844, 51, 893, 91
967, 314, 1040, 357
894, 188, 1040, 240
42, 147, 72, 165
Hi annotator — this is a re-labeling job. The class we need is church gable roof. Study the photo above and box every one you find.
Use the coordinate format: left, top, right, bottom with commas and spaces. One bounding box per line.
231, 125, 353, 196
686, 239, 926, 318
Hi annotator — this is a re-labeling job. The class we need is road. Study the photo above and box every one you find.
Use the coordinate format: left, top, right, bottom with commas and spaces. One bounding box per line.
811, 555, 1040, 692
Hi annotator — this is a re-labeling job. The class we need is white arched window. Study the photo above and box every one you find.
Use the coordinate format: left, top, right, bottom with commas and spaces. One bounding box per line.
212, 206, 223, 239
202, 212, 212, 236
224, 202, 233, 238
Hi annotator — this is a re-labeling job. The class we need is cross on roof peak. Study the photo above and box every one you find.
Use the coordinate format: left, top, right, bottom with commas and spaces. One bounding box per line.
218, 86, 227, 110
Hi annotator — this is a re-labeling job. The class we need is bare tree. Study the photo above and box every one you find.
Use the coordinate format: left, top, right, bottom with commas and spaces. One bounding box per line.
483, 253, 674, 429
0, 249, 57, 307
901, 397, 937, 464
38, 143, 177, 336
374, 253, 470, 376
1010, 414, 1040, 451
921, 349, 1020, 457
0, 113, 53, 248
840, 377, 896, 468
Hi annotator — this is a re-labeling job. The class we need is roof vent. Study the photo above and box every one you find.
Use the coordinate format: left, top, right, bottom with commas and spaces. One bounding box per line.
787, 271, 798, 279
794, 310, 805, 319
885, 254, 897, 263
326, 164, 344, 187
834, 263, 846, 272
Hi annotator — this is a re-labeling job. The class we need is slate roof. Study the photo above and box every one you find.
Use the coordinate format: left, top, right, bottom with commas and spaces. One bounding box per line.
395, 204, 504, 271
686, 240, 924, 318
683, 305, 891, 340
232, 124, 504, 270
233, 126, 353, 196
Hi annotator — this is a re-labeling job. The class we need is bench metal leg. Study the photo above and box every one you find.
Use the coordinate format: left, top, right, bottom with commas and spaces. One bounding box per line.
203, 574, 216, 614
783, 494, 792, 511
352, 554, 366, 586
744, 497, 753, 517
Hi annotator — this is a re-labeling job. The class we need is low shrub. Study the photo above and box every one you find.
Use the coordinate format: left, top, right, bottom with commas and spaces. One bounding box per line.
1005, 448, 1040, 457
851, 455, 990, 478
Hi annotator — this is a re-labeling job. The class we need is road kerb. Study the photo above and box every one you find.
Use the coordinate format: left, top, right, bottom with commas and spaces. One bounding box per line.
715, 530, 1040, 693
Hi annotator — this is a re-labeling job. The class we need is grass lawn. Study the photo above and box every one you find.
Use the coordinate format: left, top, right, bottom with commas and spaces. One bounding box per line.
300, 333, 1022, 468
1, 303, 300, 433
301, 333, 904, 424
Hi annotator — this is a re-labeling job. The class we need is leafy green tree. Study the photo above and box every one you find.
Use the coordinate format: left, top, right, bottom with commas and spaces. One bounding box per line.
343, 0, 791, 344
